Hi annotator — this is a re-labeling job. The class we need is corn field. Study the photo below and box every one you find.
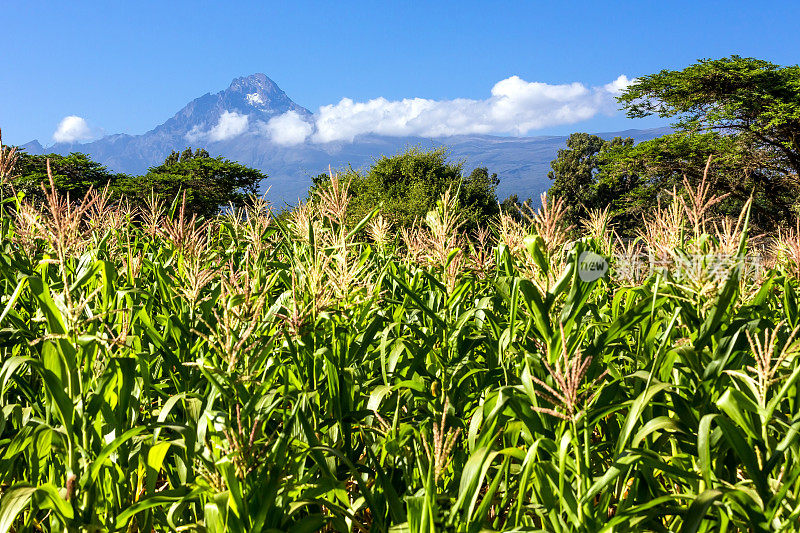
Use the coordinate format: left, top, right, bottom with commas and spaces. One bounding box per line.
3, 157, 800, 532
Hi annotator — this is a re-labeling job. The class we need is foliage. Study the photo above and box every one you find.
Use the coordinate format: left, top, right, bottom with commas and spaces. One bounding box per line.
546, 133, 633, 230
549, 56, 800, 234
8, 152, 121, 201
2, 151, 800, 532
312, 147, 500, 234
116, 148, 266, 219
616, 56, 800, 229
7, 148, 266, 219
601, 131, 797, 231
619, 55, 800, 177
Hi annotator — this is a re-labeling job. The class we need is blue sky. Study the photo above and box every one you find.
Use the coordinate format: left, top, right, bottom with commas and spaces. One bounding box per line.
2, 0, 798, 146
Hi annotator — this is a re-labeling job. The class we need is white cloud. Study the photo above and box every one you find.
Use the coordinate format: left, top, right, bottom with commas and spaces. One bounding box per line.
603, 75, 634, 95
53, 115, 95, 143
326, 76, 618, 142
186, 110, 249, 142
183, 75, 631, 147
208, 111, 249, 141
262, 110, 313, 146
260, 75, 630, 145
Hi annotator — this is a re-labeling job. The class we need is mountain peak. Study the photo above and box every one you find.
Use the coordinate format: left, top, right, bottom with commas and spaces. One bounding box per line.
153, 74, 311, 137
228, 73, 279, 93
20, 139, 44, 155
223, 73, 300, 113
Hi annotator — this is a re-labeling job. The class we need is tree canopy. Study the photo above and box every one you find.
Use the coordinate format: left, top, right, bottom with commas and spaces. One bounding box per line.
548, 56, 800, 233
547, 133, 633, 229
312, 147, 500, 233
116, 149, 265, 218
619, 55, 800, 178
9, 152, 120, 201
8, 148, 266, 219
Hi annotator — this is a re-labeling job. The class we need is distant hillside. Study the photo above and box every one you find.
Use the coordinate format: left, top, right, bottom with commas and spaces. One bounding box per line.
20, 74, 670, 206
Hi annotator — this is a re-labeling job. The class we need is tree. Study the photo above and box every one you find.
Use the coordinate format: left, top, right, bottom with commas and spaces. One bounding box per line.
459, 166, 500, 229
547, 133, 633, 229
547, 56, 800, 234
116, 148, 266, 218
315, 147, 500, 233
500, 194, 521, 215
9, 148, 266, 219
10, 151, 121, 201
356, 147, 465, 229
599, 131, 796, 231
547, 133, 633, 228
619, 55, 800, 179
609, 56, 800, 229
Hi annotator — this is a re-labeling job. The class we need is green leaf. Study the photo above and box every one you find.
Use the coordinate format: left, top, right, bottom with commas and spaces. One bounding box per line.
681, 490, 724, 533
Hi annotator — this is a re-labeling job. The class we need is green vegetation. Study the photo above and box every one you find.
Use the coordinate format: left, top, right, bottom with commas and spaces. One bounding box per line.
4, 130, 800, 530
546, 133, 633, 230
10, 152, 120, 201
548, 56, 800, 234
311, 147, 500, 233
115, 148, 265, 218
6, 148, 265, 218
5, 56, 800, 532
10, 146, 497, 231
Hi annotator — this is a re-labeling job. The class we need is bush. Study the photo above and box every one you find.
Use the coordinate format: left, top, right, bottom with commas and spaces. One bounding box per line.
311, 146, 500, 234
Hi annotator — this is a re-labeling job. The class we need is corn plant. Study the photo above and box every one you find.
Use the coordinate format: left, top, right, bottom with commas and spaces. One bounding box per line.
1, 155, 800, 532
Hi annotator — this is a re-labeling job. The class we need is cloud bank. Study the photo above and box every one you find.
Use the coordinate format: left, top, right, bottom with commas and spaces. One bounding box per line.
275, 74, 632, 145
53, 115, 95, 143
180, 74, 633, 146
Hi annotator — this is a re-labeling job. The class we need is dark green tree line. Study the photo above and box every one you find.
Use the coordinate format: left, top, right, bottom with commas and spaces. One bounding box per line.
6, 148, 266, 219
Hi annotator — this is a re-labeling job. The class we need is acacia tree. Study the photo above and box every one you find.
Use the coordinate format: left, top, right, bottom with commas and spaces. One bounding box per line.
547, 56, 800, 233
600, 131, 796, 231
612, 56, 800, 229
9, 148, 266, 219
619, 55, 800, 179
116, 148, 266, 218
10, 152, 121, 201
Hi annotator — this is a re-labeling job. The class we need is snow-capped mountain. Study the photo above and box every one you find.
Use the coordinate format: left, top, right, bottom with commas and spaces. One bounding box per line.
20, 74, 669, 206
154, 73, 311, 138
